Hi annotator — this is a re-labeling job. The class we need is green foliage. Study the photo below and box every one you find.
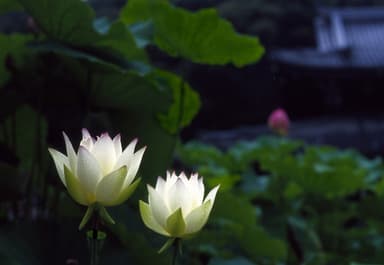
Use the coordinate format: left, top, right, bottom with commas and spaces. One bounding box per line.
17, 0, 99, 45
121, 0, 264, 67
177, 136, 384, 264
0, 0, 277, 265
154, 70, 201, 134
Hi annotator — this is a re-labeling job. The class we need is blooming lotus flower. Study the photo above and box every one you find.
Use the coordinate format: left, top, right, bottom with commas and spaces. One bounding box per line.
268, 108, 290, 136
48, 129, 145, 208
140, 172, 219, 239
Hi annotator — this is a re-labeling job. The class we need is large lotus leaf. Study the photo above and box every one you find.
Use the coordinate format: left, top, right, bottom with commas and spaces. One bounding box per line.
16, 0, 99, 45
27, 23, 148, 75
29, 40, 151, 75
90, 71, 175, 181
95, 21, 148, 62
152, 69, 201, 134
120, 0, 264, 67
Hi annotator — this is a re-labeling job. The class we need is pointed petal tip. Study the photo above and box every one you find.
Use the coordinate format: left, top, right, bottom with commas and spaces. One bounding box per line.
146, 183, 154, 191
136, 145, 147, 154
130, 138, 138, 146
113, 133, 121, 140
81, 128, 90, 136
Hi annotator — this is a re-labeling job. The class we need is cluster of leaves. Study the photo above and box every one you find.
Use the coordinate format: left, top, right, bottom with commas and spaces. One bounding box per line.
176, 136, 384, 265
0, 0, 263, 264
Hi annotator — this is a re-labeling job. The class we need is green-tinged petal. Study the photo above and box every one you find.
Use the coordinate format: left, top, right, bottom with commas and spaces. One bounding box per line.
99, 206, 115, 225
63, 132, 77, 172
184, 200, 212, 235
158, 238, 175, 254
95, 166, 127, 206
64, 166, 88, 205
48, 148, 69, 186
114, 177, 141, 205
166, 208, 186, 237
79, 205, 95, 230
203, 185, 219, 212
77, 146, 102, 195
124, 146, 146, 185
148, 185, 169, 228
139, 200, 169, 237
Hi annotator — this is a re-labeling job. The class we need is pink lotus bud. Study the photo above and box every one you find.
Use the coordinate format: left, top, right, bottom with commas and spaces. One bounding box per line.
268, 108, 290, 136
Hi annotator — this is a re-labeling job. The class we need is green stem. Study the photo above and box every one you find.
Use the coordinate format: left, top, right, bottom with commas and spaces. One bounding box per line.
88, 214, 104, 265
171, 239, 178, 265
90, 229, 99, 265
171, 238, 182, 265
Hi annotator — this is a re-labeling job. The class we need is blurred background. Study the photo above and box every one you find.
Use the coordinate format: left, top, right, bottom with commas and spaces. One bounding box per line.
2, 0, 384, 265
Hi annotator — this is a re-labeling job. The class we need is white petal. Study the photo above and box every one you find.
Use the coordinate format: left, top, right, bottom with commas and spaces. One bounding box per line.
179, 172, 188, 184
188, 174, 204, 208
168, 179, 192, 216
115, 138, 138, 169
148, 185, 170, 229
63, 132, 77, 172
155, 176, 166, 196
80, 128, 94, 150
48, 148, 69, 186
197, 177, 205, 205
166, 171, 172, 180
165, 171, 178, 191
82, 128, 91, 139
91, 133, 116, 175
139, 201, 169, 236
113, 134, 122, 157
124, 146, 146, 187
204, 185, 220, 212
95, 166, 126, 206
184, 200, 212, 234
77, 146, 102, 195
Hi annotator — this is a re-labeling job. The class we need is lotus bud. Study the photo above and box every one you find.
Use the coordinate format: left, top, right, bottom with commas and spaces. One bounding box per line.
268, 108, 290, 136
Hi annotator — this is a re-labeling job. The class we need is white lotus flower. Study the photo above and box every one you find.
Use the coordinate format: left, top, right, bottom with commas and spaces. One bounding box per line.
140, 171, 219, 238
49, 129, 145, 207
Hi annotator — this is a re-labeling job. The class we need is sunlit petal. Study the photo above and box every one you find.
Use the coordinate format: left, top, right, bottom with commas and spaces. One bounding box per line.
113, 134, 122, 157
148, 185, 169, 229
77, 146, 102, 195
140, 201, 169, 236
63, 132, 77, 172
48, 148, 69, 186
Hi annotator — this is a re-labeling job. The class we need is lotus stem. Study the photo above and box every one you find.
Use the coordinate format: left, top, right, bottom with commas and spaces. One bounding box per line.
87, 213, 106, 265
171, 238, 181, 265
